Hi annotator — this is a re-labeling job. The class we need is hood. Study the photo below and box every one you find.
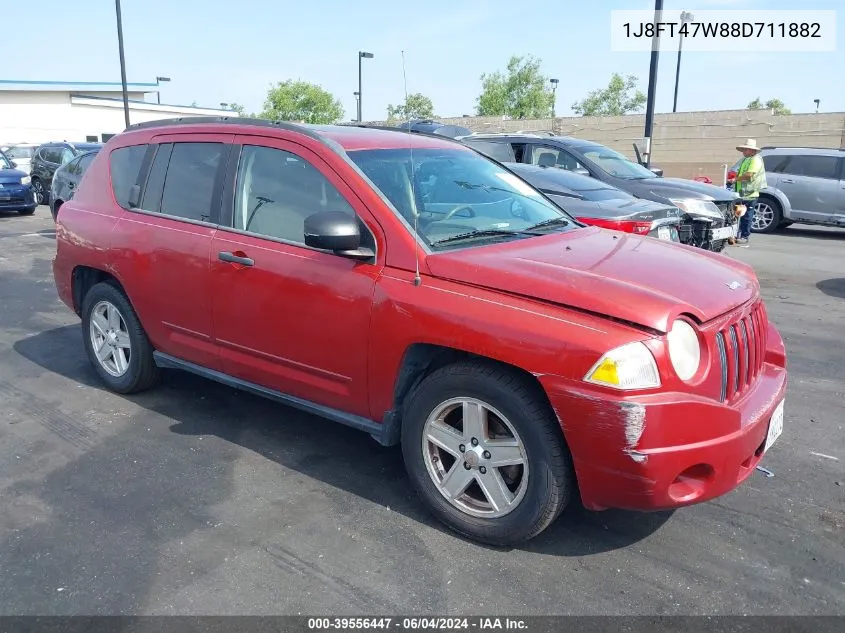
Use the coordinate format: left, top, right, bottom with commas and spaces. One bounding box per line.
550, 195, 680, 222
0, 168, 28, 184
630, 177, 737, 202
425, 227, 758, 332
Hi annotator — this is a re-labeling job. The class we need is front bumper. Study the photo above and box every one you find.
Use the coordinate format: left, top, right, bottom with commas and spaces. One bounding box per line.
0, 184, 36, 211
540, 323, 788, 512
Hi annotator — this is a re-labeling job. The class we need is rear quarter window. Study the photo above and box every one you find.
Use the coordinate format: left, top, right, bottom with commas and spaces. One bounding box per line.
464, 140, 515, 163
109, 144, 148, 209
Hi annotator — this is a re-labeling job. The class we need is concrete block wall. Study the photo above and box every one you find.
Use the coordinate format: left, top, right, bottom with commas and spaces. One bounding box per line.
373, 110, 845, 183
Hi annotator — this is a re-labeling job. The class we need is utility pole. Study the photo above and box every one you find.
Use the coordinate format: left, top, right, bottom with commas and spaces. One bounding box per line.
643, 0, 664, 167
672, 11, 694, 113
114, 0, 130, 129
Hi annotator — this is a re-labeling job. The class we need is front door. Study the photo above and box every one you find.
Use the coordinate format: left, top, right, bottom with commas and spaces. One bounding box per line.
210, 136, 383, 417
775, 154, 842, 224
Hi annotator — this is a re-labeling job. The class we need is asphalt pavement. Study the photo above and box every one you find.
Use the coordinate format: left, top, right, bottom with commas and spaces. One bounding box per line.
0, 208, 842, 616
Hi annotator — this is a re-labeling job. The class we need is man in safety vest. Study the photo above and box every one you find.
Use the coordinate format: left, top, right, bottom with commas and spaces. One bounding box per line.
733, 138, 768, 247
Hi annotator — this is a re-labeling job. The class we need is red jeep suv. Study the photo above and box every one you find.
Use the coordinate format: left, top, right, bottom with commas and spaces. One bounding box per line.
52, 118, 788, 545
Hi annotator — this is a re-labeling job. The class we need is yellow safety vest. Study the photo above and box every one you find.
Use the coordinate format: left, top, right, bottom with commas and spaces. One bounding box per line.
735, 154, 767, 199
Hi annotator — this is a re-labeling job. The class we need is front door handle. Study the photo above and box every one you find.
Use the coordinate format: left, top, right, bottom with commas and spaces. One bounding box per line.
781, 178, 795, 183
218, 251, 254, 267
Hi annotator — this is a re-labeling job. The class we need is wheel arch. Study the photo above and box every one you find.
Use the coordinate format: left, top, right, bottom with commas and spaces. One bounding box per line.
383, 343, 563, 448
759, 188, 790, 218
71, 266, 129, 317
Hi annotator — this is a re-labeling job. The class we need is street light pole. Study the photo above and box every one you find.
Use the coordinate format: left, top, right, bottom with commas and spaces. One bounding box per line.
549, 78, 559, 117
672, 11, 694, 113
358, 51, 374, 122
643, 0, 664, 168
114, 0, 130, 129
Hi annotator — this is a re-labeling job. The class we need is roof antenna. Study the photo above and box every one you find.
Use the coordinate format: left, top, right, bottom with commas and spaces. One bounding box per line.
402, 49, 422, 287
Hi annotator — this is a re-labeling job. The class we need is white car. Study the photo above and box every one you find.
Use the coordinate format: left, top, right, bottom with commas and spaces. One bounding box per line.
1, 144, 38, 175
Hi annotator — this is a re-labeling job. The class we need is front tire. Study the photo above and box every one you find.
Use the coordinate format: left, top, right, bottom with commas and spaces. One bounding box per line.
401, 360, 573, 545
751, 197, 782, 234
81, 282, 159, 394
17, 207, 36, 216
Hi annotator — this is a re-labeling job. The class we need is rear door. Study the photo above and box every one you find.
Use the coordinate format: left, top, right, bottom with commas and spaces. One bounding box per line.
773, 153, 841, 224
111, 134, 235, 370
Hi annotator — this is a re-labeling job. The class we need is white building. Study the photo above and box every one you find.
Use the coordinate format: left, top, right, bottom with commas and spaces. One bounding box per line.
0, 79, 228, 145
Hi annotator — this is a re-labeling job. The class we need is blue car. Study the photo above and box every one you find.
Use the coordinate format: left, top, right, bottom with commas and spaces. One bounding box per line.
0, 148, 36, 215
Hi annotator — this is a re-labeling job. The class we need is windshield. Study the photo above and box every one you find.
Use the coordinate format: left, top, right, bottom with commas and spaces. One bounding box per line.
348, 148, 576, 248
5, 146, 35, 160
74, 145, 101, 155
578, 145, 657, 180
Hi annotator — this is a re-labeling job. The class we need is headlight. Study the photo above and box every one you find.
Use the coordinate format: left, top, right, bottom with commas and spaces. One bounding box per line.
584, 342, 661, 390
666, 319, 701, 382
20, 176, 31, 186
669, 198, 721, 219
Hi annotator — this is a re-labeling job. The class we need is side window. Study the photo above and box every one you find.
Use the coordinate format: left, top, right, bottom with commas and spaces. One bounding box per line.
530, 145, 586, 171
60, 148, 75, 165
464, 140, 515, 163
65, 157, 82, 175
140, 144, 172, 212
761, 154, 787, 173
78, 153, 96, 173
159, 142, 224, 223
233, 145, 355, 245
43, 147, 62, 164
789, 155, 839, 180
109, 144, 148, 209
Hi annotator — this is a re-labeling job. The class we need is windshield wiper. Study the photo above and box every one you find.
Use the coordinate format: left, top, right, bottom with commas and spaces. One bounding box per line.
430, 228, 534, 246
524, 216, 572, 231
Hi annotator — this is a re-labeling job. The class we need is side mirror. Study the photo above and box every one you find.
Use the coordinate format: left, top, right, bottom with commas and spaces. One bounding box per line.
304, 211, 374, 260
574, 167, 590, 177
10, 161, 18, 169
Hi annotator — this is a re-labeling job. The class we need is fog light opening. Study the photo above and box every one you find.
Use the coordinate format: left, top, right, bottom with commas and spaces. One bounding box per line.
668, 463, 715, 503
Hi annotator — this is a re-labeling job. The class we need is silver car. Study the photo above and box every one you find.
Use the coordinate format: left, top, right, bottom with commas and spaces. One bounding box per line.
736, 147, 845, 233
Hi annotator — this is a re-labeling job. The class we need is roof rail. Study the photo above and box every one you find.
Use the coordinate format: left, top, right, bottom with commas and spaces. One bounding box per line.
339, 122, 467, 144
123, 116, 325, 141
761, 145, 843, 151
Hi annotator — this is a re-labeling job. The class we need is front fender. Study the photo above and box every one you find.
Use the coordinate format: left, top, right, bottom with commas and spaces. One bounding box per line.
759, 187, 793, 219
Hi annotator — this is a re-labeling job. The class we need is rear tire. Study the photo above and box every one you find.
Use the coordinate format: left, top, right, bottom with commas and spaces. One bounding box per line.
81, 282, 159, 394
751, 197, 782, 234
401, 360, 573, 545
32, 178, 46, 205
17, 207, 36, 216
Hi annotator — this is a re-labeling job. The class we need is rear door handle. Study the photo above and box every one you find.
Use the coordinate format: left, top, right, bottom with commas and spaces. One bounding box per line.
218, 251, 254, 267
781, 178, 795, 183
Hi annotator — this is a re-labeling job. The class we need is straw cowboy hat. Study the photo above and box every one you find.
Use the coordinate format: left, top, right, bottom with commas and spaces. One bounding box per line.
736, 138, 761, 153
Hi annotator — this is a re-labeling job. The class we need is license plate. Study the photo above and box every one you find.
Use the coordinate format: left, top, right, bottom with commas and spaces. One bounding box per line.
764, 399, 784, 453
711, 225, 736, 241
657, 226, 672, 240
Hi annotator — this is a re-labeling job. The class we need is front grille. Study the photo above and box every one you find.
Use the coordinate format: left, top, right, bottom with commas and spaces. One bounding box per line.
715, 302, 768, 402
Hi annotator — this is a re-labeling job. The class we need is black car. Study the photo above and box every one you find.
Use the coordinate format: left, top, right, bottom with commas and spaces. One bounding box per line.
49, 149, 100, 222
30, 142, 103, 205
506, 163, 681, 242
393, 119, 473, 139
462, 134, 740, 251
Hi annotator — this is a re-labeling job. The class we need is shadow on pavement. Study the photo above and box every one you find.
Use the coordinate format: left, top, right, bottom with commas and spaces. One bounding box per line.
15, 325, 671, 558
778, 227, 845, 241
817, 278, 845, 299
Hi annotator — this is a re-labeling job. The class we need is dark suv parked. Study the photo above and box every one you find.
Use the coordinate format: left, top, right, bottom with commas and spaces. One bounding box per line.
462, 134, 740, 252
30, 142, 102, 205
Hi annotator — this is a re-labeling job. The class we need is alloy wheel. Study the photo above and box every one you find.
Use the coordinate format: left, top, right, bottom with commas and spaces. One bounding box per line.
752, 202, 775, 231
89, 300, 132, 377
32, 180, 44, 205
422, 397, 529, 518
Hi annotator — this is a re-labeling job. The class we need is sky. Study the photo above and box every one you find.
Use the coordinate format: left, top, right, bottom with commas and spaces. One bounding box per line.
5, 0, 843, 120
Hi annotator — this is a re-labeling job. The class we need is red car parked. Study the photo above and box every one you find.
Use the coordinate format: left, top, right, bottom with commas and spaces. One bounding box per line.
52, 118, 788, 545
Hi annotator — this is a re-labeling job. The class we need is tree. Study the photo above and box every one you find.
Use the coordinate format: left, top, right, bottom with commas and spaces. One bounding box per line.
387, 93, 435, 122
571, 73, 646, 117
747, 97, 791, 115
476, 55, 555, 119
228, 102, 247, 116
258, 80, 344, 124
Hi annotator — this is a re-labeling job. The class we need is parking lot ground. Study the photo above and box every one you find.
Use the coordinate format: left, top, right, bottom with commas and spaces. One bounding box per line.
0, 208, 843, 616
